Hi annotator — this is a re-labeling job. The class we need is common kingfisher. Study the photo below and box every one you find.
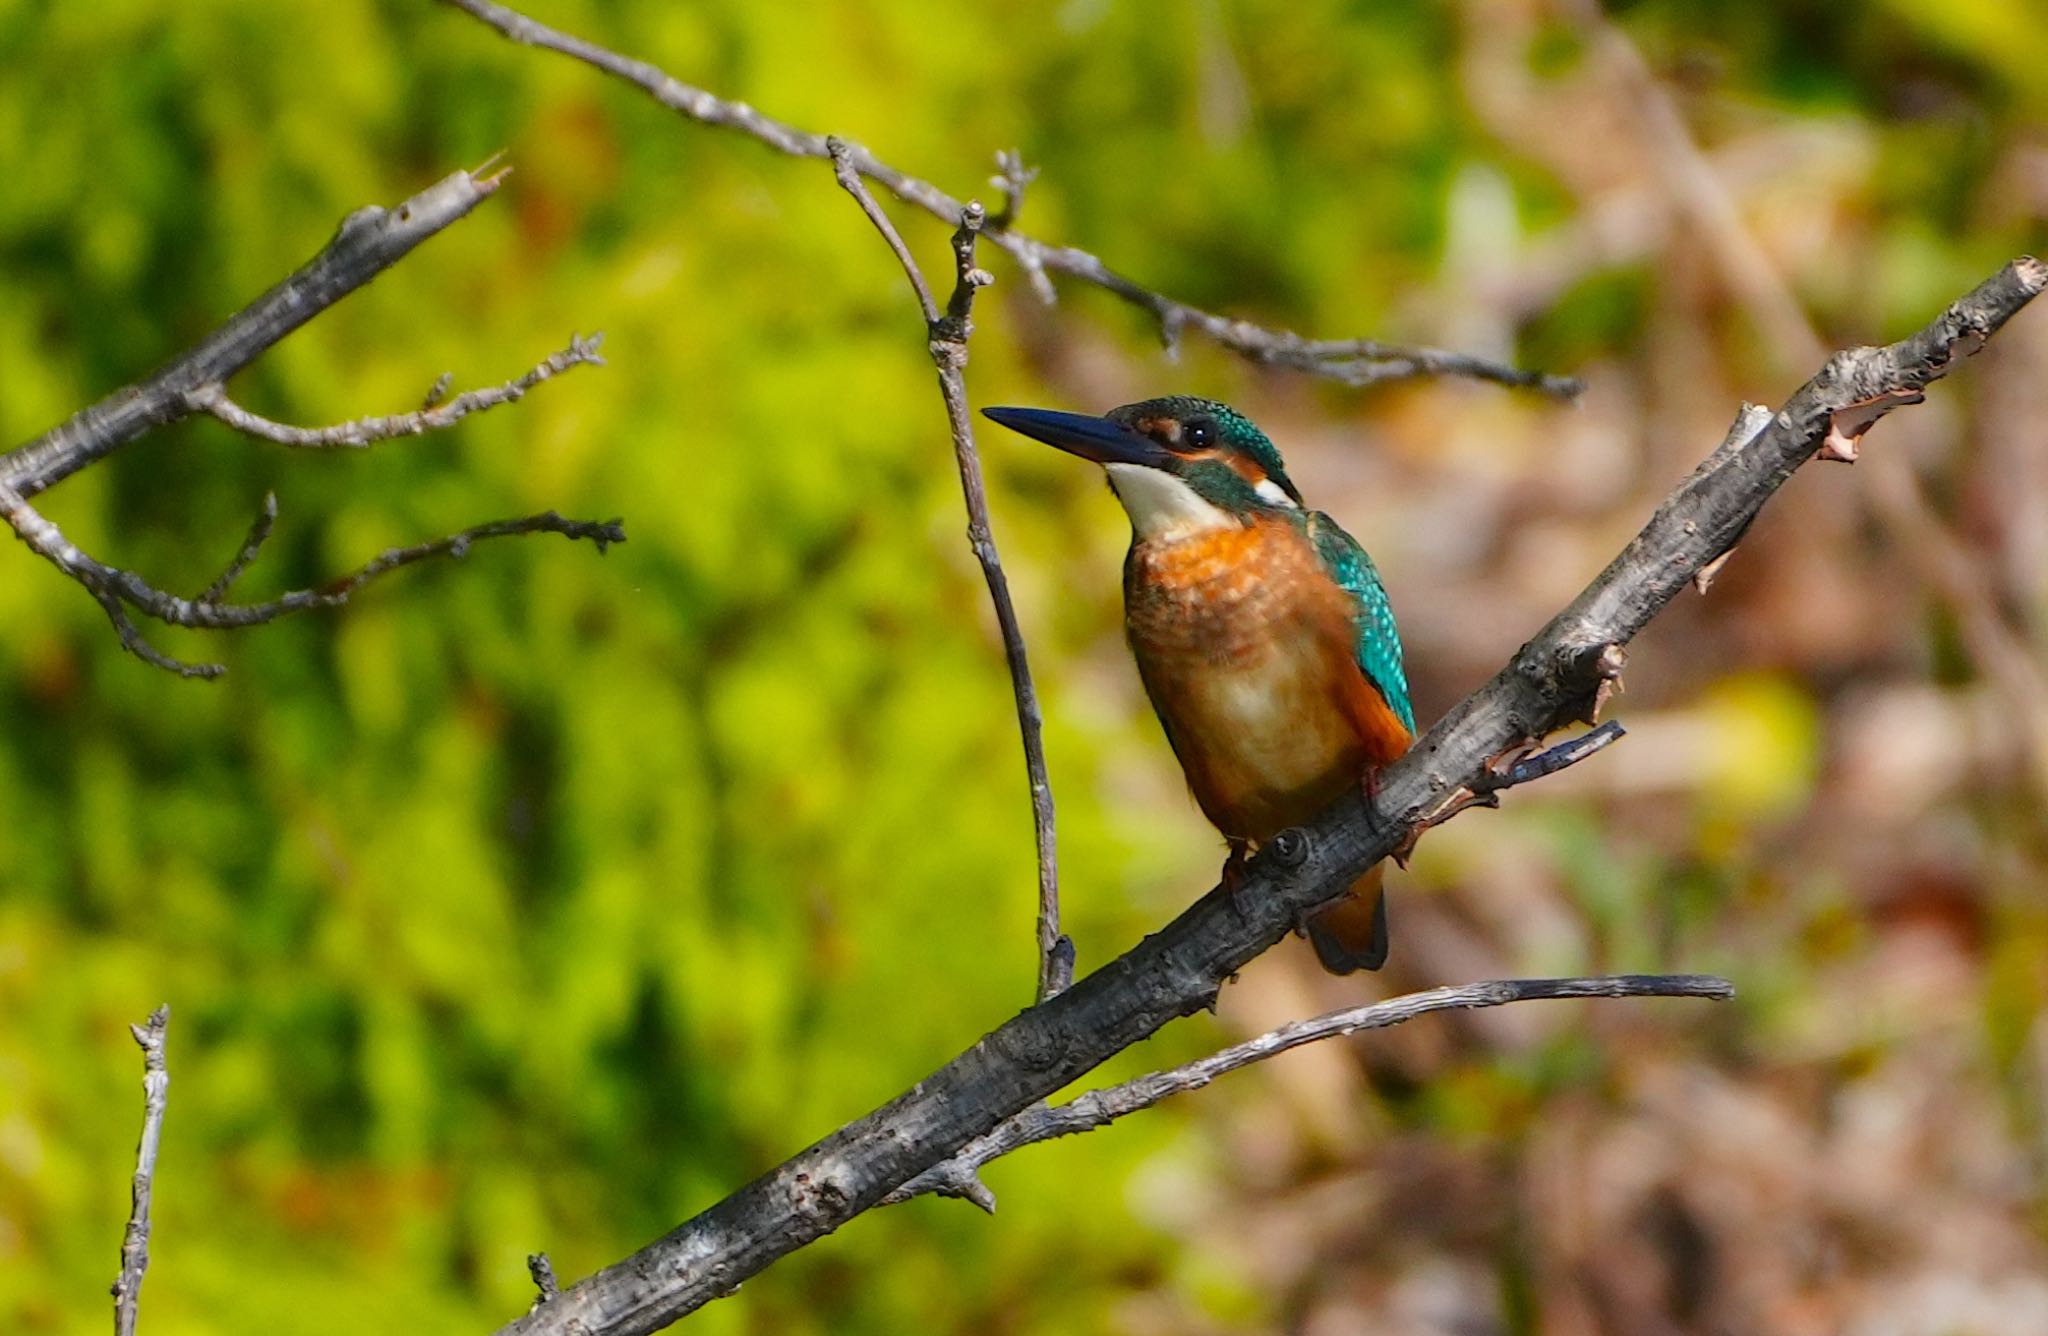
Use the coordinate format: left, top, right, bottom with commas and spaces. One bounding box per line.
985, 397, 1414, 974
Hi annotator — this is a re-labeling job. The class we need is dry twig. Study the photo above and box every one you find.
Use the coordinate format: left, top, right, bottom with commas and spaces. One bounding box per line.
438, 0, 1582, 399
187, 334, 605, 449
887, 972, 1732, 1211
111, 1006, 169, 1336
0, 486, 621, 679
0, 167, 618, 676
826, 138, 1071, 1001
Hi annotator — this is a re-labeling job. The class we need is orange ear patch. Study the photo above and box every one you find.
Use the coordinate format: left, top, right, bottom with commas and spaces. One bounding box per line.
1221, 454, 1270, 489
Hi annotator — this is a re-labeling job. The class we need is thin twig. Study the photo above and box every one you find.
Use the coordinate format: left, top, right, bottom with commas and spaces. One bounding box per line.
493, 259, 2044, 1336
887, 973, 1731, 1211
438, 0, 1581, 399
0, 165, 618, 676
188, 334, 605, 449
985, 149, 1038, 236
828, 139, 1070, 1000
198, 491, 281, 604
0, 483, 623, 678
0, 165, 508, 499
111, 1005, 169, 1336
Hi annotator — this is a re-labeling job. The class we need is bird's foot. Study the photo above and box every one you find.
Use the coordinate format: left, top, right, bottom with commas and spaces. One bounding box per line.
1359, 767, 1417, 869
1220, 839, 1253, 921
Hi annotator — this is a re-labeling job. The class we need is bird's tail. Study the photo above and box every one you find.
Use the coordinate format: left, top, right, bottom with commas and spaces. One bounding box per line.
1306, 864, 1390, 974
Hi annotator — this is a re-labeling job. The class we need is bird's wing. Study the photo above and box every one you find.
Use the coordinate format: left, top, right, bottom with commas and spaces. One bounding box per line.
1305, 511, 1414, 733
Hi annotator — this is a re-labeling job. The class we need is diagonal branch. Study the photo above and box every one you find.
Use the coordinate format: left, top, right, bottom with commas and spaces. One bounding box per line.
827, 139, 1070, 1001
188, 333, 606, 449
1561, 3, 2048, 792
0, 168, 623, 676
438, 0, 1581, 399
486, 252, 2046, 1336
887, 972, 1733, 1212
111, 1005, 170, 1336
885, 723, 1639, 1213
198, 492, 282, 605
0, 165, 508, 499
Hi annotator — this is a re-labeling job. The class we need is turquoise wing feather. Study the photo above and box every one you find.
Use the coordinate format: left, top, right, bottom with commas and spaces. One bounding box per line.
1305, 511, 1414, 733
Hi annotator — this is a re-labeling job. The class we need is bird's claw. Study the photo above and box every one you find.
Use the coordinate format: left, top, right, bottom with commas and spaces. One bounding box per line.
1220, 839, 1252, 921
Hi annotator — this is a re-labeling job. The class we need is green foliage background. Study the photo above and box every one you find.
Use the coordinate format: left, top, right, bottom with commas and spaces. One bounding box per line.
2, 1, 2045, 1333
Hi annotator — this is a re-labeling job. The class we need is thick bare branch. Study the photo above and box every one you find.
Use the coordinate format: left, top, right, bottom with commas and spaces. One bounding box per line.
111, 1005, 170, 1336
188, 333, 605, 449
438, 0, 1580, 399
827, 139, 1070, 1001
888, 972, 1732, 1211
1560, 6, 2048, 792
880, 720, 1635, 1212
487, 248, 2045, 1336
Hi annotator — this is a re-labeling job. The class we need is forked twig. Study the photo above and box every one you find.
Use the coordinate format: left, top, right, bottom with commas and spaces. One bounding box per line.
439, 0, 1581, 399
0, 484, 622, 678
188, 334, 605, 449
828, 140, 1070, 1001
0, 168, 619, 676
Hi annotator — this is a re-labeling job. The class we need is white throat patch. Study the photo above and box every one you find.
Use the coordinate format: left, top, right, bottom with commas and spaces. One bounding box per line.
1104, 463, 1235, 541
1253, 477, 1297, 509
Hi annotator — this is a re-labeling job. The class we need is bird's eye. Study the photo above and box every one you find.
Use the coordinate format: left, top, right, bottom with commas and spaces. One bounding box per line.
1183, 419, 1214, 449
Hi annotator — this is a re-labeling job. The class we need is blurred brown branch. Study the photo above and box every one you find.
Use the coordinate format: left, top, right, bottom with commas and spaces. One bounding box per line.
438, 0, 1582, 399
111, 1006, 169, 1336
0, 166, 619, 677
826, 138, 1072, 1002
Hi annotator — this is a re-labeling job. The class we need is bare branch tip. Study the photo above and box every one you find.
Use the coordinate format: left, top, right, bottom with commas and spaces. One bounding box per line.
1543, 373, 1589, 401
129, 1005, 169, 1052
528, 1252, 561, 1305
470, 149, 513, 190
92, 591, 224, 679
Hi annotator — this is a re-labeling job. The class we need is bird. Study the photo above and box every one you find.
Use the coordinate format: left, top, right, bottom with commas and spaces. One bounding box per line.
984, 396, 1413, 973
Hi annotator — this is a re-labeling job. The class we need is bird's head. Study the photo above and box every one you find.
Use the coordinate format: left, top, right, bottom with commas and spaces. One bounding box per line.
983, 396, 1301, 540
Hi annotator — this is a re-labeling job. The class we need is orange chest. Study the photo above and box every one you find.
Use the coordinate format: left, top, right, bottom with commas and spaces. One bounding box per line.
1123, 522, 1344, 669
1123, 522, 1401, 839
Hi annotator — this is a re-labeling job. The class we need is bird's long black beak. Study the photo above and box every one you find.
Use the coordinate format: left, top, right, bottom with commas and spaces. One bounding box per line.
981, 406, 1169, 468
